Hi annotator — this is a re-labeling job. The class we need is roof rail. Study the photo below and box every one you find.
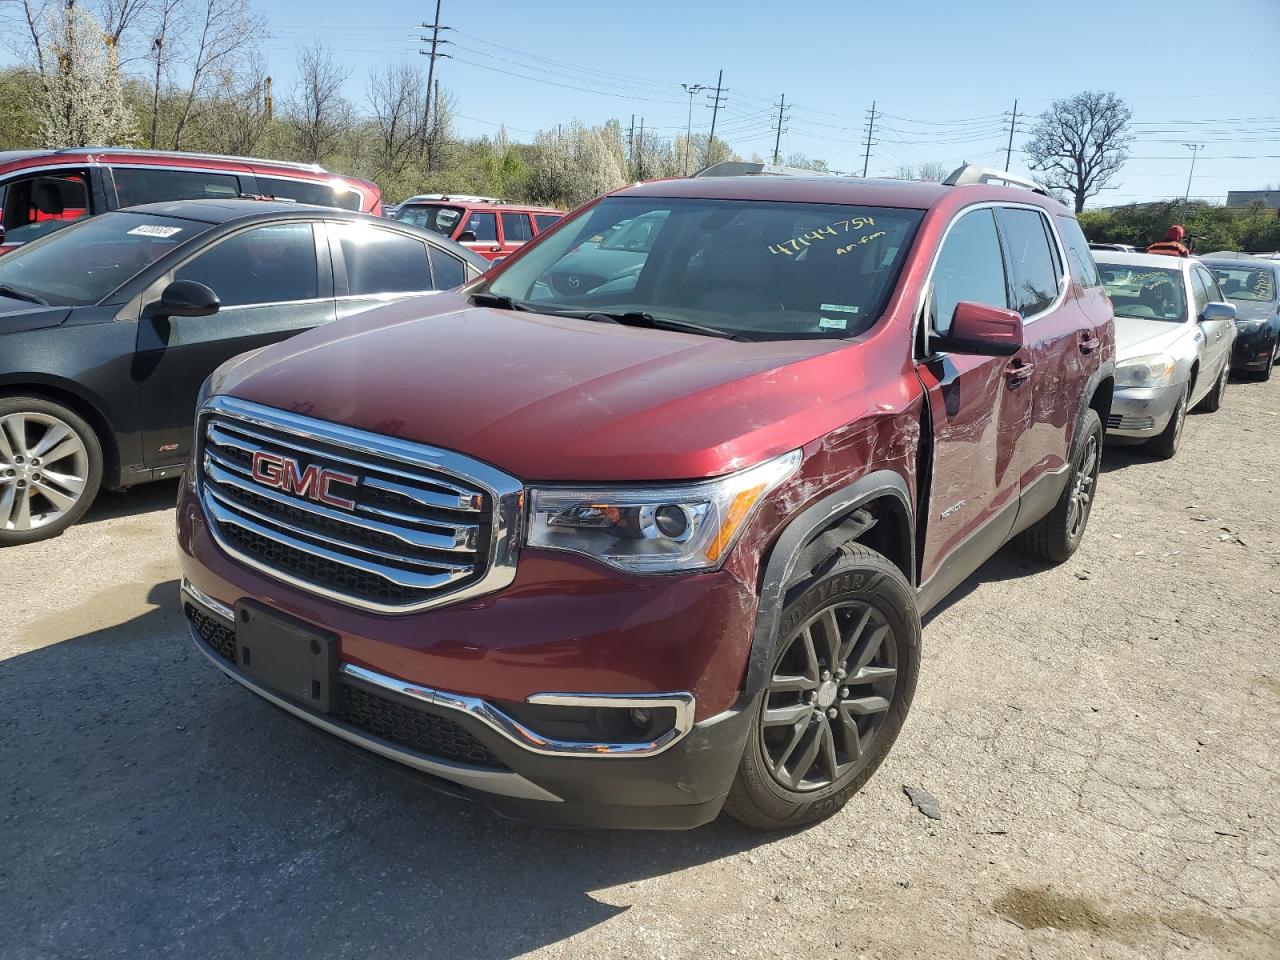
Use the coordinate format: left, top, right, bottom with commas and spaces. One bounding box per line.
401, 193, 505, 205
943, 163, 1047, 196
55, 146, 328, 175
693, 160, 832, 178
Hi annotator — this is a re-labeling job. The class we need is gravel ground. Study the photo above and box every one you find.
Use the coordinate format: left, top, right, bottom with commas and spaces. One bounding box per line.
2, 375, 1277, 960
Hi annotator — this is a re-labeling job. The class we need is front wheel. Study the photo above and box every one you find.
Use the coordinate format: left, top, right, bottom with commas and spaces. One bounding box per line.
1144, 386, 1187, 461
724, 544, 920, 831
0, 397, 103, 546
1015, 407, 1103, 562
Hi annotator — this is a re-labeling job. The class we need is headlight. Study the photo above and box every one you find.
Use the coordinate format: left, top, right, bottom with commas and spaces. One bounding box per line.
527, 449, 802, 573
1116, 354, 1178, 388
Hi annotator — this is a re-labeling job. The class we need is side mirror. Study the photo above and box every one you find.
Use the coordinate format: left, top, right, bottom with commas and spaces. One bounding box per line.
142, 279, 220, 321
457, 229, 477, 243
932, 301, 1024, 357
1200, 301, 1236, 322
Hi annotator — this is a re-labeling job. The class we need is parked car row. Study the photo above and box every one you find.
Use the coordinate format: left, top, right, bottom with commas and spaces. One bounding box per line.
4, 149, 1272, 833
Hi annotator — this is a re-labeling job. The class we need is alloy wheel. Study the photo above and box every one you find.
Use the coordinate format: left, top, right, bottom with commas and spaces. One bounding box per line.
1171, 389, 1188, 446
762, 601, 898, 792
1066, 431, 1100, 541
0, 412, 89, 532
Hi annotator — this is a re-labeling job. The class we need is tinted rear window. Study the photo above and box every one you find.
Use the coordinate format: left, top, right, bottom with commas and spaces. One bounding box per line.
112, 167, 240, 206
259, 176, 363, 211
1000, 207, 1060, 316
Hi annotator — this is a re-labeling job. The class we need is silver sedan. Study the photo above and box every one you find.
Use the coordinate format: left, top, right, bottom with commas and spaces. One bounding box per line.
1095, 252, 1237, 459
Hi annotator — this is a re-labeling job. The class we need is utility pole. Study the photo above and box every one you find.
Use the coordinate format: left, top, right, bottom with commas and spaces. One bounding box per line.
705, 69, 726, 165
1183, 143, 1204, 204
862, 100, 877, 178
1004, 98, 1018, 170
627, 114, 635, 176
772, 93, 787, 164
637, 118, 645, 180
263, 75, 272, 121
418, 0, 451, 159
681, 82, 705, 175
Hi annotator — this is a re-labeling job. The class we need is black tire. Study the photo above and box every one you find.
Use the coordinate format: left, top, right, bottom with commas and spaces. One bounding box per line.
1144, 385, 1187, 461
1015, 408, 1103, 563
1197, 361, 1228, 412
1256, 341, 1277, 381
0, 396, 103, 547
723, 544, 920, 831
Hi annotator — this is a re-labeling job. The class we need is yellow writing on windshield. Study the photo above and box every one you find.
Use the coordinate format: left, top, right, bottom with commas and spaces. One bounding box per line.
836, 231, 886, 255
769, 216, 877, 256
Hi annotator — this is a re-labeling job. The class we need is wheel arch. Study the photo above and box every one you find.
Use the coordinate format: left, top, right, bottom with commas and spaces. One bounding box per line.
0, 379, 120, 486
741, 470, 914, 700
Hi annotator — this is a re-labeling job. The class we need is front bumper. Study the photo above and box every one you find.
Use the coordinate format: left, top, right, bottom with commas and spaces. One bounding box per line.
1105, 382, 1184, 439
183, 587, 752, 828
1232, 328, 1277, 372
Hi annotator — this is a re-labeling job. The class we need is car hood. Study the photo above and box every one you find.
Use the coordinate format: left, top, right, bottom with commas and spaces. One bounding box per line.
1113, 315, 1188, 359
213, 294, 869, 482
0, 299, 72, 335
1230, 300, 1277, 323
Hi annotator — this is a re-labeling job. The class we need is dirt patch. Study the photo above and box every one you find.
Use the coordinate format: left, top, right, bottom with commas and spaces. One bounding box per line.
23, 558, 176, 649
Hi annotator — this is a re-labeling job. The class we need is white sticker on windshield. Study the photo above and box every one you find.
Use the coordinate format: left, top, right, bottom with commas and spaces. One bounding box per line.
820, 303, 859, 314
818, 316, 848, 330
127, 224, 183, 238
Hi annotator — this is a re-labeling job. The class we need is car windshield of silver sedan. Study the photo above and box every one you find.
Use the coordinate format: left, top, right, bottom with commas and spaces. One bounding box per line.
482, 196, 924, 340
0, 211, 209, 306
1097, 263, 1187, 323
1208, 265, 1276, 303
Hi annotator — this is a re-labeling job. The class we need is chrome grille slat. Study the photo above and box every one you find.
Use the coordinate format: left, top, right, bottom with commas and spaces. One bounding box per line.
206, 422, 481, 513
203, 457, 476, 552
202, 494, 471, 589
198, 396, 523, 614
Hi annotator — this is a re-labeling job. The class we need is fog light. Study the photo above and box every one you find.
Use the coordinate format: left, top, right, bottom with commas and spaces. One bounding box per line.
629, 708, 653, 729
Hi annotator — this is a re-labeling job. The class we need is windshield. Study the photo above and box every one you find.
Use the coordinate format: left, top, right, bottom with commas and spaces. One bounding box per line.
1208, 264, 1276, 303
394, 203, 464, 237
0, 211, 208, 306
484, 196, 923, 340
1097, 262, 1187, 323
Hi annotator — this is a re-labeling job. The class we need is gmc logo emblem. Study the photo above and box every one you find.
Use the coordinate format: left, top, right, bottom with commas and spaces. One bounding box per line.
250, 450, 357, 511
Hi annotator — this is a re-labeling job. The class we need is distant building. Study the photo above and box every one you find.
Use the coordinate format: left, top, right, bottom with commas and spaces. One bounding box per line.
1226, 190, 1280, 209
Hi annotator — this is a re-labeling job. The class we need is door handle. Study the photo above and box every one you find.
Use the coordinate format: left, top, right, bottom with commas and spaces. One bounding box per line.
1078, 332, 1100, 354
489, 245, 502, 253
1005, 358, 1035, 385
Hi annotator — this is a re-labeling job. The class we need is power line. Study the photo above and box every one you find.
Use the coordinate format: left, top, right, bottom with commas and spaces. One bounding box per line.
706, 69, 726, 165
772, 93, 788, 164
417, 0, 450, 159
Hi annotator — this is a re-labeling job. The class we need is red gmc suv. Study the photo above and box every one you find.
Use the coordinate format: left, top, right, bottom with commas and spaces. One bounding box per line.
178, 165, 1115, 830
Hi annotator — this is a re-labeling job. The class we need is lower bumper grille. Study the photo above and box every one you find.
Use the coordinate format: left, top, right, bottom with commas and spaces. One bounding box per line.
185, 603, 505, 770
1107, 413, 1155, 431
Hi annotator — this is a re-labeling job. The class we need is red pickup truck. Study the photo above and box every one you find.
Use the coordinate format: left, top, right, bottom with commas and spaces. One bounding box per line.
179, 164, 1115, 830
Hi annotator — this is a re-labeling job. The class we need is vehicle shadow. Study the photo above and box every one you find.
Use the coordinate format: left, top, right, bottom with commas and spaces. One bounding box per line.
82, 477, 183, 525
0, 581, 769, 960
921, 544, 1054, 628
1099, 442, 1152, 475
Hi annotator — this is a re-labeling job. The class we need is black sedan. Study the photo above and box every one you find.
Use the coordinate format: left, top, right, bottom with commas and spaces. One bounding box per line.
0, 199, 487, 545
1202, 253, 1280, 380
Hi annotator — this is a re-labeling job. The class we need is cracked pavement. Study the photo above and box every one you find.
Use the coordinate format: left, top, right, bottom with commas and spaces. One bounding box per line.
1, 374, 1277, 959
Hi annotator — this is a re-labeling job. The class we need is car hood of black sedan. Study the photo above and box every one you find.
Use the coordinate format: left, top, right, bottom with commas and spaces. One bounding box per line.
0, 299, 72, 335
1230, 299, 1278, 323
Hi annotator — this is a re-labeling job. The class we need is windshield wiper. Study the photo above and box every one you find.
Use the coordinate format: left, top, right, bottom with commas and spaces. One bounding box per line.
0, 284, 49, 306
580, 311, 741, 340
469, 291, 538, 312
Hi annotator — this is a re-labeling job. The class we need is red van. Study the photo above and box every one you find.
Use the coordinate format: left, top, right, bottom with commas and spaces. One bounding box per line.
0, 148, 380, 254
392, 195, 562, 261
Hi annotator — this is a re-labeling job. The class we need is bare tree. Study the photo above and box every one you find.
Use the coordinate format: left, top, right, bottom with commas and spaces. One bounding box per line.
1025, 90, 1132, 213
289, 42, 351, 163
145, 0, 182, 147
424, 80, 455, 172
197, 59, 270, 154
894, 160, 949, 182
169, 0, 264, 149
367, 61, 423, 178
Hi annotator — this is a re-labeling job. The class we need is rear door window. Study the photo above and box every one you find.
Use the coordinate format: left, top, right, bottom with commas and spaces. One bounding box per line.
533, 213, 561, 233
1190, 268, 1212, 314
259, 176, 363, 211
1055, 215, 1101, 288
929, 209, 1009, 335
0, 170, 93, 244
111, 167, 241, 207
175, 222, 319, 307
334, 224, 433, 295
999, 207, 1061, 317
500, 212, 533, 243
465, 211, 498, 243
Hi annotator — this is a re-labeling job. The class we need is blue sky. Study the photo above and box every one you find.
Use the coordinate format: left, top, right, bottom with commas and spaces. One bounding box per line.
22, 0, 1280, 204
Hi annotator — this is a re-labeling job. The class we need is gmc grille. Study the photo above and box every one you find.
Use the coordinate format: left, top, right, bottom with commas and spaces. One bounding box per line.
197, 396, 521, 613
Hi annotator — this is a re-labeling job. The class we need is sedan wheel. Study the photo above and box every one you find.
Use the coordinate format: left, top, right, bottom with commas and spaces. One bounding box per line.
0, 399, 102, 545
